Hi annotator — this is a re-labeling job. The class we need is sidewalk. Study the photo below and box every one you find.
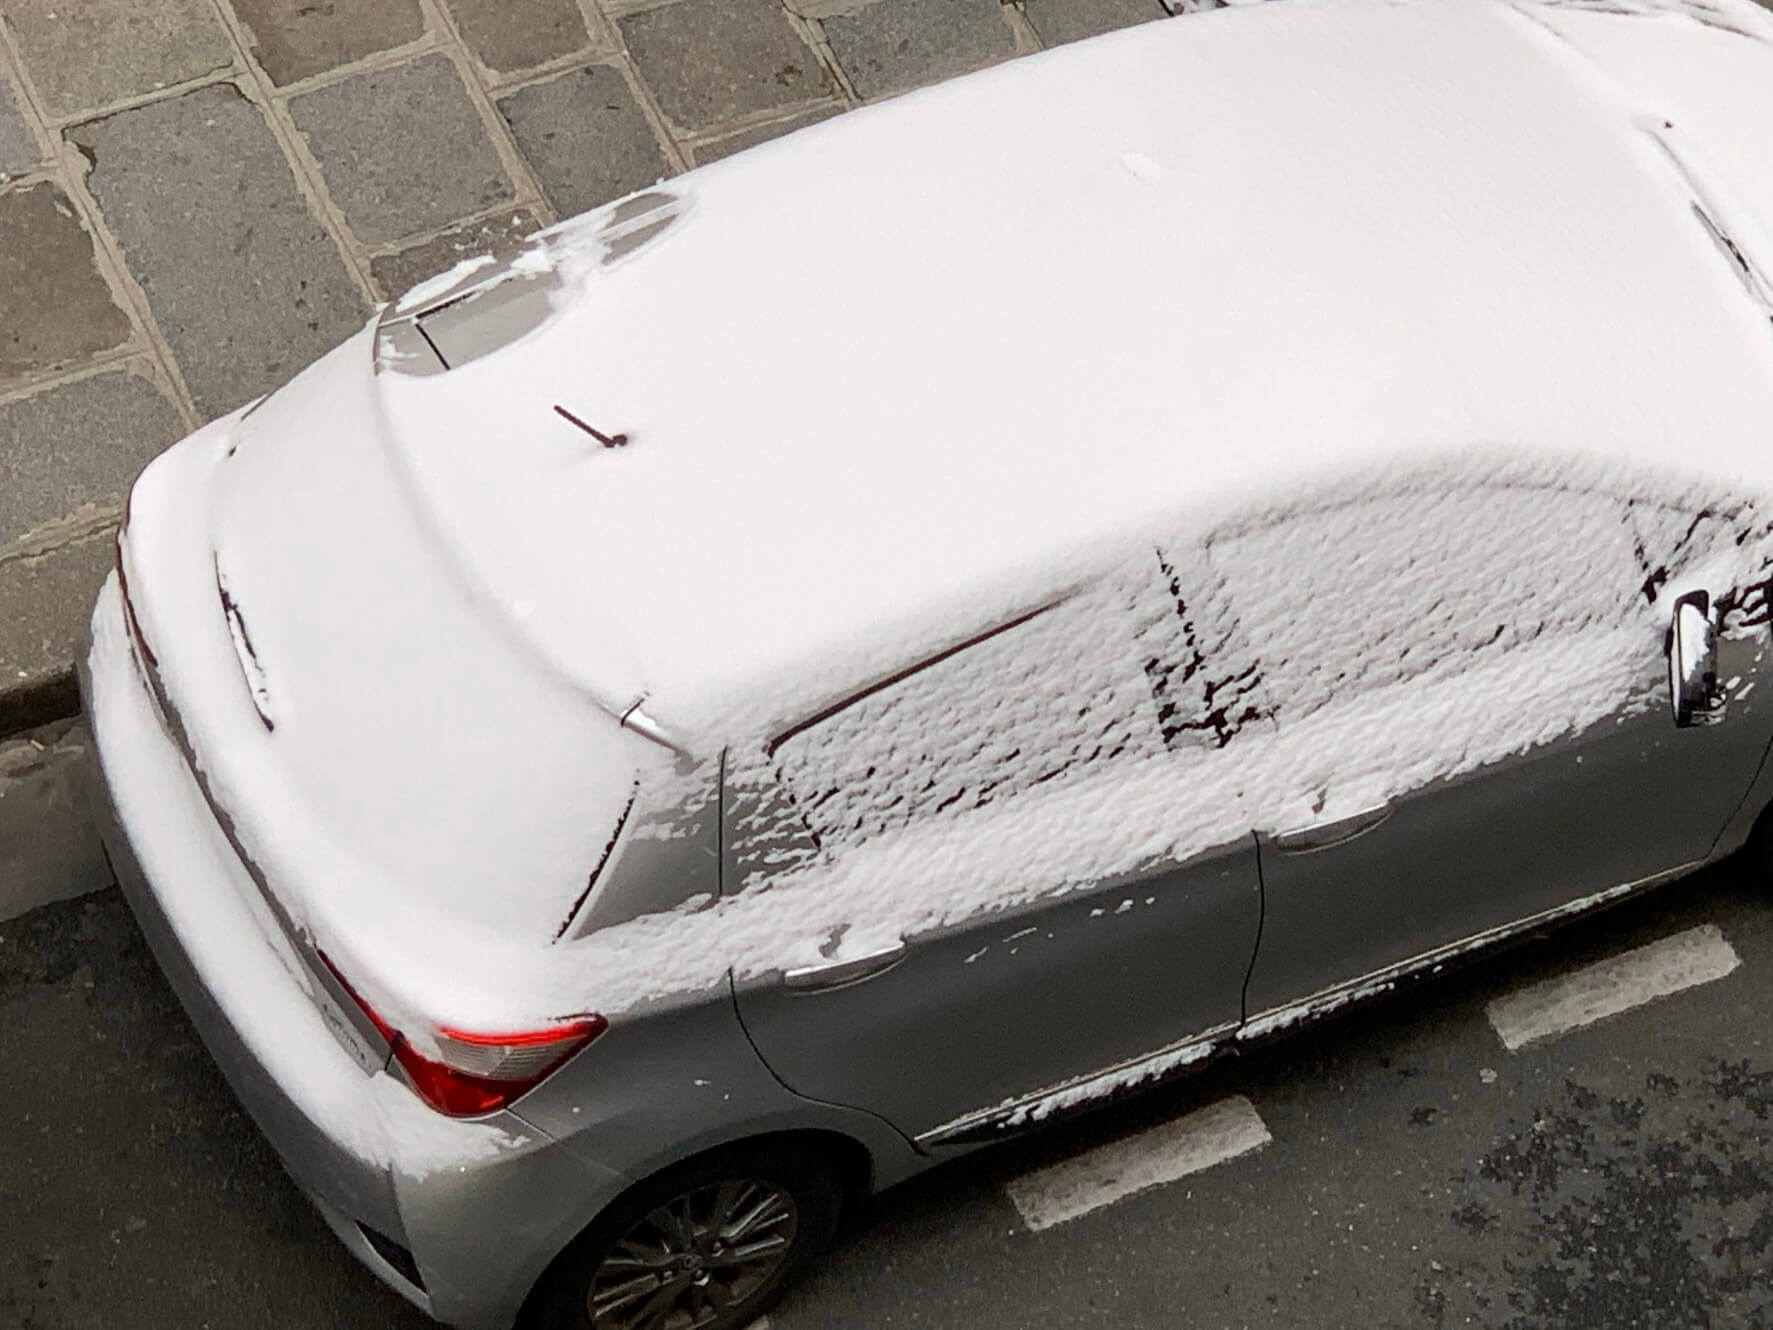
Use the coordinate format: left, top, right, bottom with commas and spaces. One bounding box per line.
0, 0, 1170, 740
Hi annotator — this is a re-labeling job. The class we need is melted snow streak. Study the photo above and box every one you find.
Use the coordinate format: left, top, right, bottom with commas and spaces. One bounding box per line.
545, 452, 1773, 1020
1138, 546, 1268, 750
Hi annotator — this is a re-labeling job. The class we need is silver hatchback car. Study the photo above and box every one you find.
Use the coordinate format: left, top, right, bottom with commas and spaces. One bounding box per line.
81, 1, 1773, 1327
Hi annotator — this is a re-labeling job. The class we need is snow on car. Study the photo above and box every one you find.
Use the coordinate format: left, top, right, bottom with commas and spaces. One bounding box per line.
80, 0, 1773, 1327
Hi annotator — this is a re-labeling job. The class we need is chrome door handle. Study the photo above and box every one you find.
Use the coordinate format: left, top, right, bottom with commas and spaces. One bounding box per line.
1272, 801, 1392, 853
783, 939, 907, 991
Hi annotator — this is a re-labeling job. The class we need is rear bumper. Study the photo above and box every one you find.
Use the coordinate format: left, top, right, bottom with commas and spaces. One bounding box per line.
80, 571, 429, 1310
80, 436, 632, 1327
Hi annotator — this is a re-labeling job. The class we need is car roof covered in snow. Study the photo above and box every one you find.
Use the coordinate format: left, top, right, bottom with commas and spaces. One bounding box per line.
373, 0, 1773, 747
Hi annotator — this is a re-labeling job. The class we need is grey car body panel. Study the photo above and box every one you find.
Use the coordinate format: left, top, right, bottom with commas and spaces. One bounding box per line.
1246, 631, 1773, 1016
512, 988, 928, 1197
390, 1127, 629, 1330
84, 750, 407, 1243
77, 640, 643, 1330
1707, 646, 1773, 857
727, 814, 1262, 1144
74, 7, 1773, 1327
563, 752, 723, 939
91, 426, 1773, 1330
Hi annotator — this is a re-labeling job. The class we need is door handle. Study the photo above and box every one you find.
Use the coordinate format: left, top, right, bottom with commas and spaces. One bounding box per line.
1272, 801, 1392, 853
782, 939, 907, 991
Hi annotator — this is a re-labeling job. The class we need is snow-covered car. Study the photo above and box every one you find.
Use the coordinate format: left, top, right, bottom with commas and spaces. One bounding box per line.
79, 0, 1773, 1326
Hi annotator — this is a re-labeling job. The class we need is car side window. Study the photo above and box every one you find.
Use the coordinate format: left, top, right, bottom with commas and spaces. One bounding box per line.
1625, 495, 1773, 634
1130, 538, 1270, 752
767, 581, 1169, 858
1189, 480, 1646, 734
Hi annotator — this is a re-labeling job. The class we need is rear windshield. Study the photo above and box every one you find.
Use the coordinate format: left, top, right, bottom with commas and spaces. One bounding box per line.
209, 332, 667, 942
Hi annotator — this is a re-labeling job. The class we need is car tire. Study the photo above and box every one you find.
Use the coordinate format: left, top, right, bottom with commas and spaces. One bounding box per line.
520, 1141, 846, 1330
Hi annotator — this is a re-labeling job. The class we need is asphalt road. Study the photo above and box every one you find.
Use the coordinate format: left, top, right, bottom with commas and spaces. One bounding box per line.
4, 843, 1773, 1329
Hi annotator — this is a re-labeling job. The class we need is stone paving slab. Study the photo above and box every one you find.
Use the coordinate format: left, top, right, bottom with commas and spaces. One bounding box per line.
446, 0, 593, 75
368, 208, 544, 302
0, 370, 180, 545
498, 64, 669, 217
1023, 0, 1168, 46
2, 0, 236, 120
0, 721, 108, 925
0, 75, 39, 179
823, 0, 1018, 101
229, 0, 426, 86
0, 183, 132, 386
288, 53, 515, 246
620, 0, 833, 133
71, 83, 368, 417
691, 102, 843, 165
0, 532, 114, 733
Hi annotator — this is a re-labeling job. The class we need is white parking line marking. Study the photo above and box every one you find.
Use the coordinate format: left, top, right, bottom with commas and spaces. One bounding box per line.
1004, 1094, 1271, 1232
1486, 922, 1740, 1052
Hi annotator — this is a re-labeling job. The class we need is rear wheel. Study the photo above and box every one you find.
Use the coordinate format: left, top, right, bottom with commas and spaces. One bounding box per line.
522, 1143, 846, 1330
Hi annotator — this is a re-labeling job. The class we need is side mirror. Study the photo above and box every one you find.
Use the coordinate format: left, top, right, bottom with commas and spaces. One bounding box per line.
1669, 589, 1724, 728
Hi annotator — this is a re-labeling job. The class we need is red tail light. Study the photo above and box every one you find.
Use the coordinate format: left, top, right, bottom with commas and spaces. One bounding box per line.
320, 953, 605, 1118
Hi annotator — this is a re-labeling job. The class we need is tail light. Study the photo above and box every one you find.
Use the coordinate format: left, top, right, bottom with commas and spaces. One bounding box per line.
320, 953, 606, 1118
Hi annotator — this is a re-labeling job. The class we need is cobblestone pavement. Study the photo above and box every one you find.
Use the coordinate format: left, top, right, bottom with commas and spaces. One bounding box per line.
0, 0, 1174, 737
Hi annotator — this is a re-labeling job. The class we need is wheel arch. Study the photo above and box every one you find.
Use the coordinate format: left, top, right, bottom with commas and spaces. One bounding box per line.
514, 1127, 875, 1330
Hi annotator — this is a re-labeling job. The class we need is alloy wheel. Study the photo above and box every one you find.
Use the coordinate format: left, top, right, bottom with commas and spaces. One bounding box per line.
586, 1178, 800, 1330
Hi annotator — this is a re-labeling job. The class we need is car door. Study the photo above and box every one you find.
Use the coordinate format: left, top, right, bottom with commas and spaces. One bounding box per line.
726, 575, 1263, 1146
1220, 473, 1773, 1022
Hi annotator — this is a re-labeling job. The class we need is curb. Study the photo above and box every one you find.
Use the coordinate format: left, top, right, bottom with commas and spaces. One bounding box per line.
0, 716, 115, 924
0, 666, 82, 745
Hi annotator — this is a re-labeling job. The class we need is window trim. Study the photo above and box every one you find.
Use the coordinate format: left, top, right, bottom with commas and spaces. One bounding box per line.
761, 591, 1074, 758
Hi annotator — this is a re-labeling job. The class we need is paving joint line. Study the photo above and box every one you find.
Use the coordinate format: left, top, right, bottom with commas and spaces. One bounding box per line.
579, 1, 693, 177
572, 0, 627, 51
0, 349, 162, 410
1, 506, 120, 570
840, 3, 1037, 106
0, 17, 203, 431
0, 38, 55, 169
205, 0, 382, 308
782, 9, 863, 108
598, 0, 705, 18
470, 45, 624, 96
1002, 2, 1048, 55
577, 0, 831, 165
360, 199, 550, 273
678, 97, 851, 155
411, 0, 565, 226
459, 0, 622, 94
246, 29, 451, 100
0, 165, 60, 195
44, 65, 247, 131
